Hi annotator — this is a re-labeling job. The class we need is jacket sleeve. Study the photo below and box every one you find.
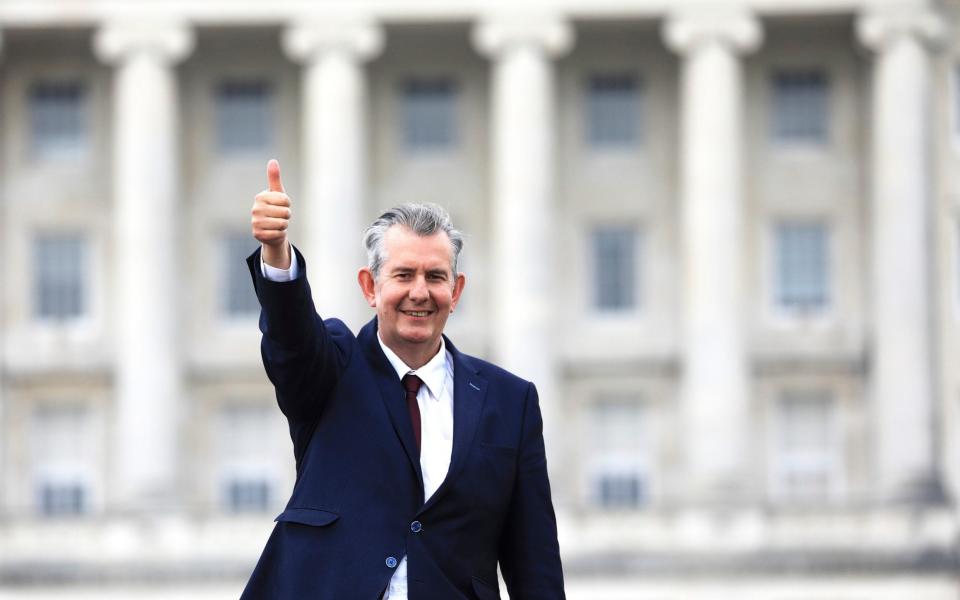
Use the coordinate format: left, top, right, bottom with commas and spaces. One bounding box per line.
246, 246, 352, 425
498, 382, 566, 599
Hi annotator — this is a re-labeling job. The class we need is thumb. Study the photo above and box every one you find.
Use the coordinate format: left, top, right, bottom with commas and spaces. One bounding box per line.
267, 159, 284, 193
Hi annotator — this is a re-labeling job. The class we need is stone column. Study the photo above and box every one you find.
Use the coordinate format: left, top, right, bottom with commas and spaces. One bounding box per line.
472, 16, 573, 453
663, 11, 761, 502
282, 19, 383, 329
94, 22, 194, 511
856, 8, 944, 503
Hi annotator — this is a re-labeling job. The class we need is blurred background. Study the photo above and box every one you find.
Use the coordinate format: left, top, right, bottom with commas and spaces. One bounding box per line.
1, 0, 959, 598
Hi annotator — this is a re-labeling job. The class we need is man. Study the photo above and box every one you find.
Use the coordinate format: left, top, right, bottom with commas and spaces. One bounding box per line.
241, 159, 565, 599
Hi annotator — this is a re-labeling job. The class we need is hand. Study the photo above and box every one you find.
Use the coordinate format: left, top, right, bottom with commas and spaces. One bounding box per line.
252, 159, 292, 269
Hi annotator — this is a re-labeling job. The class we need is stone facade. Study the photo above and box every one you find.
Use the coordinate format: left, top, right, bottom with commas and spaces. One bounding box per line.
0, 0, 958, 597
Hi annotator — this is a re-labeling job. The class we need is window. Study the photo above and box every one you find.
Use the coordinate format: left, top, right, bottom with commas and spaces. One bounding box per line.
217, 405, 277, 513
34, 233, 86, 320
222, 233, 259, 317
775, 222, 828, 312
216, 80, 272, 153
32, 405, 93, 517
589, 397, 648, 509
29, 80, 88, 160
592, 226, 640, 312
585, 72, 641, 147
771, 69, 828, 144
400, 77, 457, 152
772, 390, 839, 502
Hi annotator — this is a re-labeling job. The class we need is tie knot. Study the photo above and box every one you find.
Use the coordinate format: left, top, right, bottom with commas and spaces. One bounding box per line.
402, 373, 423, 395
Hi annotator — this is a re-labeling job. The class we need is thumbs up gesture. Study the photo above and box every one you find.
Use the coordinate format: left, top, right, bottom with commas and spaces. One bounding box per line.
252, 159, 292, 268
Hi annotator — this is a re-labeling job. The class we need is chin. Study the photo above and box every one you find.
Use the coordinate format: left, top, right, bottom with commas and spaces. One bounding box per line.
399, 328, 434, 344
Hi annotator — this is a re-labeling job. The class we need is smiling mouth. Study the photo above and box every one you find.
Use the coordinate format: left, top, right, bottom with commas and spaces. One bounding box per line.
402, 310, 433, 318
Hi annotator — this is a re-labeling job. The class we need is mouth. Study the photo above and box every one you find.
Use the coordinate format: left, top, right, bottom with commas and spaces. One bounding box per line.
401, 310, 434, 318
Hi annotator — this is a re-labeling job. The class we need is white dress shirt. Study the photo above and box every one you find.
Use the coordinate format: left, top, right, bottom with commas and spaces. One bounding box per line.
260, 248, 454, 600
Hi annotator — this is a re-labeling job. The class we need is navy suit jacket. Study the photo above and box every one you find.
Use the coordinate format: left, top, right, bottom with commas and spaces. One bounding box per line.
240, 247, 565, 600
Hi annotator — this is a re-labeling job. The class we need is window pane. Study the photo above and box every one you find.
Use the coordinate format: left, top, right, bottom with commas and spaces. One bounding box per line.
592, 226, 638, 311
217, 404, 277, 513
216, 80, 272, 153
586, 73, 640, 147
34, 234, 86, 320
223, 233, 259, 317
772, 69, 828, 144
32, 405, 92, 517
590, 398, 647, 509
226, 479, 271, 513
776, 222, 828, 311
38, 482, 86, 516
29, 80, 88, 160
401, 77, 457, 151
775, 391, 836, 501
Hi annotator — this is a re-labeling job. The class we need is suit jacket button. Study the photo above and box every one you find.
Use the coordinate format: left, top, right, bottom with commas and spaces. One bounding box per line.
410, 521, 422, 533
385, 556, 398, 568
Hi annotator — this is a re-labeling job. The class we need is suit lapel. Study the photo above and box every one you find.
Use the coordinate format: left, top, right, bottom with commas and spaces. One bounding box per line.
419, 336, 487, 514
358, 318, 424, 495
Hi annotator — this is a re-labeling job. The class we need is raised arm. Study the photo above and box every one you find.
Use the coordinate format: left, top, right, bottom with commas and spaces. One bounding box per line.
248, 160, 350, 428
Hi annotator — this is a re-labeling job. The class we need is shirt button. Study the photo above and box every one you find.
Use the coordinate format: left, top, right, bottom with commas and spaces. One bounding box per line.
385, 556, 398, 568
410, 521, 422, 533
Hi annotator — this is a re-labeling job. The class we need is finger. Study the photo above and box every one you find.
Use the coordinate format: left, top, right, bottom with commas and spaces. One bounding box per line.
267, 159, 284, 193
255, 191, 290, 207
259, 205, 291, 219
252, 216, 290, 231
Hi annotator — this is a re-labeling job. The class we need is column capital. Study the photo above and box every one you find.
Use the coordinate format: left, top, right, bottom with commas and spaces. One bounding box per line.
281, 18, 384, 64
471, 14, 574, 58
856, 6, 946, 51
93, 21, 194, 65
662, 9, 762, 55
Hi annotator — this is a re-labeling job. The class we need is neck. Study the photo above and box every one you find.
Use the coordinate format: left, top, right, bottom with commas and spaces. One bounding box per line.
394, 341, 441, 370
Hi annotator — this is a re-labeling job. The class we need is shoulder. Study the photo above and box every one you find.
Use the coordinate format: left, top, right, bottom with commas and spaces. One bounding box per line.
455, 350, 533, 396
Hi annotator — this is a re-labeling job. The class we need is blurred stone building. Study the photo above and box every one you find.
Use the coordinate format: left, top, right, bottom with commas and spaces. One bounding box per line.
0, 0, 959, 598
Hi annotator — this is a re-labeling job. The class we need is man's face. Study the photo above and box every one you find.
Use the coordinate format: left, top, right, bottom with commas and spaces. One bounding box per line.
359, 225, 465, 363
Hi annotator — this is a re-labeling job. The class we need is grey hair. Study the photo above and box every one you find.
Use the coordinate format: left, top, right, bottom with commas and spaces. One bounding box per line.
363, 203, 464, 280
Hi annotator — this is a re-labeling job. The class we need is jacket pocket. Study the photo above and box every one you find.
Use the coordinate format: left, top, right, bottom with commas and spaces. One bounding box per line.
274, 507, 340, 527
471, 576, 500, 600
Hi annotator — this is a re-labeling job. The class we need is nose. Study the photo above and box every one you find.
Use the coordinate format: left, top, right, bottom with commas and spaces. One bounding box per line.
408, 275, 429, 301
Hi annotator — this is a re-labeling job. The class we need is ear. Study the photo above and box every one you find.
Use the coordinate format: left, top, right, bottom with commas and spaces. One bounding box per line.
358, 268, 377, 307
450, 273, 466, 312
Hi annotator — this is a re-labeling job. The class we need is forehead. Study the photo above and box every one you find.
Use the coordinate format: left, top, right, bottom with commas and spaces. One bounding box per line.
383, 225, 453, 270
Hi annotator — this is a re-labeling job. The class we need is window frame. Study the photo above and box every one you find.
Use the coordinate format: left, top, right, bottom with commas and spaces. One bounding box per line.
768, 67, 831, 148
584, 394, 653, 511
30, 403, 99, 518
213, 402, 286, 514
32, 231, 89, 323
587, 223, 643, 316
582, 70, 644, 151
766, 388, 844, 505
219, 231, 260, 321
770, 219, 832, 317
397, 75, 460, 155
213, 78, 275, 156
27, 78, 91, 163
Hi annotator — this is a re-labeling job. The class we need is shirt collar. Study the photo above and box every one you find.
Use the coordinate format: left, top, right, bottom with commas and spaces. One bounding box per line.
376, 333, 449, 400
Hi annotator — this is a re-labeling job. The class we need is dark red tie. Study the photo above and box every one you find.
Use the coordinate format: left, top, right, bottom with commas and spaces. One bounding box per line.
402, 374, 423, 454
